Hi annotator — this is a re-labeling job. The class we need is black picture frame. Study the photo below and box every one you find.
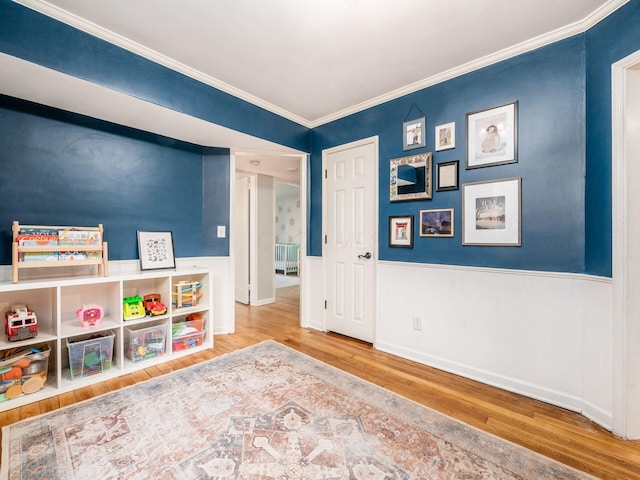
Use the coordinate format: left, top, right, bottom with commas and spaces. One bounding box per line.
436, 160, 459, 192
389, 215, 414, 248
137, 230, 176, 270
466, 101, 518, 169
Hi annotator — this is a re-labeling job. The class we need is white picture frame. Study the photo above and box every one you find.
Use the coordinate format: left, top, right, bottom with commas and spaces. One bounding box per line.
435, 122, 455, 151
466, 101, 518, 169
462, 177, 521, 246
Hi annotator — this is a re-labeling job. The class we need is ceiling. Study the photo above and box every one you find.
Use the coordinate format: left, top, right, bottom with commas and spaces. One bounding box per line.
9, 0, 627, 183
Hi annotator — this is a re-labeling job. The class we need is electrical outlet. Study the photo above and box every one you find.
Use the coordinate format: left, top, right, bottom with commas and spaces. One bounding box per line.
412, 316, 422, 331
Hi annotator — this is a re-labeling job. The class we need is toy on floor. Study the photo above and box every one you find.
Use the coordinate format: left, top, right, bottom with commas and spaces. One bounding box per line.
5, 304, 38, 342
143, 293, 167, 316
123, 295, 146, 321
76, 304, 104, 328
172, 281, 202, 308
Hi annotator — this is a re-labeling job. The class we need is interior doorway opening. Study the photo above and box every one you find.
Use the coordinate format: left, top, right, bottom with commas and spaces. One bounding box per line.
233, 151, 306, 317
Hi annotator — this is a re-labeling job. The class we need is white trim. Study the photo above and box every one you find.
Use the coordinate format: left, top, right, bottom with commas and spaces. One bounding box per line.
378, 259, 612, 284
612, 48, 640, 438
15, 0, 630, 128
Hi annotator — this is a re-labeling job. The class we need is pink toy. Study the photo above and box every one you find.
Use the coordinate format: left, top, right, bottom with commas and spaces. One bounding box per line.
76, 304, 104, 328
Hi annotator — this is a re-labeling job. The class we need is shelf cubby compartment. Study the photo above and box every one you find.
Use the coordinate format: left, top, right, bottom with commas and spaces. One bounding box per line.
0, 286, 57, 349
59, 281, 121, 339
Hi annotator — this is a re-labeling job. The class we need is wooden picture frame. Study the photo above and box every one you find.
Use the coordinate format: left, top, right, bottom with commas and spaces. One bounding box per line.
420, 209, 454, 237
389, 215, 414, 248
403, 117, 426, 150
137, 230, 176, 270
435, 122, 455, 151
390, 152, 432, 202
466, 101, 518, 169
462, 177, 521, 246
436, 160, 459, 192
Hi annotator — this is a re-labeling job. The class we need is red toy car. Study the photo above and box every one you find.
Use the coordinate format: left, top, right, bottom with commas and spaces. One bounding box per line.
144, 293, 167, 316
5, 304, 38, 342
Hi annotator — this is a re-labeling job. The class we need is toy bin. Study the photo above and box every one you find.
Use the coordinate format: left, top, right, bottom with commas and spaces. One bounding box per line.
66, 331, 115, 380
171, 315, 205, 352
125, 324, 167, 362
0, 343, 51, 402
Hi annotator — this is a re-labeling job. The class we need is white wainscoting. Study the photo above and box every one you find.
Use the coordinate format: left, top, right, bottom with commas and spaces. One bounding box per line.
375, 261, 613, 430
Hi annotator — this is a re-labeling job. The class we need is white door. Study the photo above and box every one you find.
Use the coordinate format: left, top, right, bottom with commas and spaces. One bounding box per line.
234, 175, 250, 304
323, 138, 378, 343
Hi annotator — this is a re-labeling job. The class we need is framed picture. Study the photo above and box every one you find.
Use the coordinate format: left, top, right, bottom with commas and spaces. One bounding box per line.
435, 122, 455, 151
389, 215, 414, 248
462, 177, 521, 246
403, 117, 425, 150
466, 101, 518, 169
137, 230, 176, 270
437, 160, 459, 191
420, 209, 454, 237
390, 152, 432, 202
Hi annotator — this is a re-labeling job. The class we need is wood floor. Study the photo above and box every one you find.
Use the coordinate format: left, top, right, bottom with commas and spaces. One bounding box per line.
2, 285, 640, 479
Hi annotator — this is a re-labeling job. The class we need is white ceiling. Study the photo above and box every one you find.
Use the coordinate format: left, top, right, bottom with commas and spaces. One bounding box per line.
7, 0, 628, 183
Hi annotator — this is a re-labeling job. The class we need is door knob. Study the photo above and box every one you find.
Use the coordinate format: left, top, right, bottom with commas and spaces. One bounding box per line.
358, 252, 372, 259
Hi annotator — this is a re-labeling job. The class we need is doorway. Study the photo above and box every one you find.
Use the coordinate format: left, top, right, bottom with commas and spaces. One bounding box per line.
233, 151, 306, 313
612, 50, 640, 439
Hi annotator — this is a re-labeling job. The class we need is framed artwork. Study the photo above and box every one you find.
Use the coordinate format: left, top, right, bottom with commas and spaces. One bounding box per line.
137, 230, 176, 270
436, 160, 459, 192
403, 117, 426, 150
435, 122, 455, 151
390, 152, 432, 202
419, 209, 454, 237
462, 177, 521, 246
466, 101, 518, 169
389, 215, 414, 248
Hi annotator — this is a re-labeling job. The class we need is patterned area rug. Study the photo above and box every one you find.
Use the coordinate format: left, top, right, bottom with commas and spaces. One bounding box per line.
1, 340, 596, 480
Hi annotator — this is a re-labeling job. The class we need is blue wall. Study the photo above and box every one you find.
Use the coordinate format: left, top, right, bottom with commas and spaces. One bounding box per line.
2, 1, 639, 276
0, 95, 229, 263
585, 0, 640, 277
310, 37, 587, 273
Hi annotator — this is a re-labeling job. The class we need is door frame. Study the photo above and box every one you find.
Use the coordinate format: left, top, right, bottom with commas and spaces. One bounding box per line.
612, 49, 640, 439
321, 136, 379, 340
230, 150, 308, 328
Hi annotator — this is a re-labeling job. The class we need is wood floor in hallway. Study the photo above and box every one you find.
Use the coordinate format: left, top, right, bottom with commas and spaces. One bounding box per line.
1, 285, 639, 479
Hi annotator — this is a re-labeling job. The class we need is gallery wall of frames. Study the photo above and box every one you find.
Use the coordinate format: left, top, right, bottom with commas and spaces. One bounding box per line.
390, 101, 521, 249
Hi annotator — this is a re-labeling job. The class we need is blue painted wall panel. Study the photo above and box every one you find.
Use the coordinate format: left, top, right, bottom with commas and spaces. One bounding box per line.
584, 0, 640, 277
0, 96, 229, 264
0, 0, 310, 153
310, 37, 586, 273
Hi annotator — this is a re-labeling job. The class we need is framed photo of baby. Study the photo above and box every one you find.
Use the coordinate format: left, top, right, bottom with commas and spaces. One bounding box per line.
466, 101, 517, 169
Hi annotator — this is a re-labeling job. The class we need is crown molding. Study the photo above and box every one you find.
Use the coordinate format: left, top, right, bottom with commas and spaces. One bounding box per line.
308, 0, 631, 127
14, 0, 311, 127
14, 0, 631, 129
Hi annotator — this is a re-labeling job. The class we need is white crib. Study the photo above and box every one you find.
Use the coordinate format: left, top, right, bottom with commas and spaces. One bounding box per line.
275, 243, 299, 275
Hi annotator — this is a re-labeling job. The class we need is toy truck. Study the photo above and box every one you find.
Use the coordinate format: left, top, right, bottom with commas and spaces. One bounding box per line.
5, 304, 38, 342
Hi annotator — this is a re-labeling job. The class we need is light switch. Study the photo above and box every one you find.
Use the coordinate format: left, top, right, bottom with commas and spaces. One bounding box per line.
217, 225, 226, 238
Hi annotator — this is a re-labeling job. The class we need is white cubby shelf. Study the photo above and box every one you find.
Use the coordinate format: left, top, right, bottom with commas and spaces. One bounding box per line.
0, 267, 213, 412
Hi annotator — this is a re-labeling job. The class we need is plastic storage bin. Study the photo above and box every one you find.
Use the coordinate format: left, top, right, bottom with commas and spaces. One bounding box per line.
0, 343, 51, 402
125, 323, 167, 362
66, 331, 115, 380
171, 315, 205, 352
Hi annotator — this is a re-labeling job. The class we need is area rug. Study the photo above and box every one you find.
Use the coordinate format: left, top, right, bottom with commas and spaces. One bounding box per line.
1, 340, 596, 480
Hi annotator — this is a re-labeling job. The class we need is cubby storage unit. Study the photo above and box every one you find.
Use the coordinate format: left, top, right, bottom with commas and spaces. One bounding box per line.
0, 267, 213, 411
